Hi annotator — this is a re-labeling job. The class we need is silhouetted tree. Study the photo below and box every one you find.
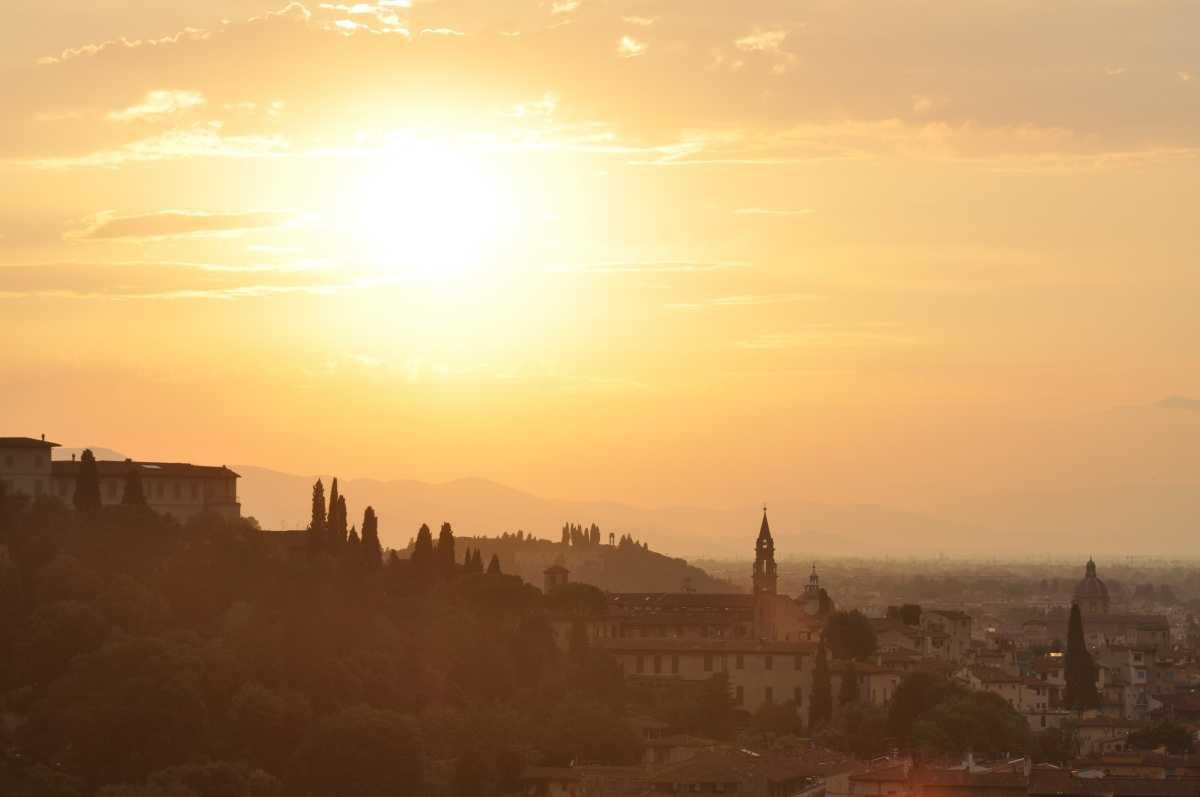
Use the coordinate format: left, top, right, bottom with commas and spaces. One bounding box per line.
697, 672, 737, 740
120, 462, 146, 506
839, 661, 860, 705
810, 642, 832, 730
74, 449, 102, 513
471, 550, 484, 574
486, 554, 502, 576
436, 523, 456, 576
326, 479, 347, 546
361, 507, 382, 568
331, 495, 348, 546
411, 524, 435, 576
823, 610, 877, 662
887, 672, 963, 741
887, 604, 922, 626
561, 525, 570, 545
1127, 723, 1195, 755
1064, 603, 1099, 710
308, 480, 326, 550
347, 526, 360, 553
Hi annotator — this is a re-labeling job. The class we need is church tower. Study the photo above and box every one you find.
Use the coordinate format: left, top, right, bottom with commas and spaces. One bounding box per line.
752, 508, 778, 595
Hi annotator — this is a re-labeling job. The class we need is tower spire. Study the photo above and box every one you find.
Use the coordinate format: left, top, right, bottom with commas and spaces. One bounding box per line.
753, 507, 777, 594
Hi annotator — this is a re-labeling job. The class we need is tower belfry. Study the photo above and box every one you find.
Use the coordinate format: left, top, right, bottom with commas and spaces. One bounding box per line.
752, 508, 778, 594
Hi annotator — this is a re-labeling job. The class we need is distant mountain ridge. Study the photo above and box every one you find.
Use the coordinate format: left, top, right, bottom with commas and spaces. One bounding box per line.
229, 464, 1200, 560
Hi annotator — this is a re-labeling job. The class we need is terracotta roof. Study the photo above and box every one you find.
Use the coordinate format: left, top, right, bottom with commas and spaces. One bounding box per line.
913, 770, 1027, 790
0, 436, 59, 448
851, 764, 909, 783
648, 749, 821, 788
1029, 771, 1200, 797
52, 460, 239, 479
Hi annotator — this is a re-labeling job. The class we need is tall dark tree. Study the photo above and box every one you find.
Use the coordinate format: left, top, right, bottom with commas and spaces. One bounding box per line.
308, 480, 326, 549
1064, 603, 1100, 710
330, 494, 348, 546
823, 610, 877, 662
326, 479, 346, 546
73, 449, 102, 513
411, 524, 435, 575
436, 522, 456, 576
810, 642, 833, 730
120, 461, 146, 506
486, 553, 502, 576
839, 661, 861, 705
361, 507, 382, 568
470, 549, 484, 574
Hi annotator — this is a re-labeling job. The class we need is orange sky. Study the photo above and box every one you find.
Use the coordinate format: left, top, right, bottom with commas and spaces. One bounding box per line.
2, 1, 1199, 526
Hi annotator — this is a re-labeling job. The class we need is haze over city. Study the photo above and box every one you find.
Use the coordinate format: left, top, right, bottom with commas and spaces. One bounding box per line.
4, 3, 1200, 547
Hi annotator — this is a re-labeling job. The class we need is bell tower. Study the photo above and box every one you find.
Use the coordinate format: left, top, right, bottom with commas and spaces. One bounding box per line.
752, 507, 778, 595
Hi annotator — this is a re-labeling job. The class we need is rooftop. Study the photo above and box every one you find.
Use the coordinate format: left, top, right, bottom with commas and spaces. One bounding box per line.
0, 436, 59, 448
52, 460, 239, 479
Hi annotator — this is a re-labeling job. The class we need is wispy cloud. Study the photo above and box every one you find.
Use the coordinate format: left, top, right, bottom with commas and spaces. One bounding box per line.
66, 210, 299, 241
19, 128, 288, 169
617, 36, 647, 59
733, 29, 796, 74
107, 90, 206, 122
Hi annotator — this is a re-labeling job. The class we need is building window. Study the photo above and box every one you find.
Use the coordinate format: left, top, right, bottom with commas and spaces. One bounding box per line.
654, 656, 662, 675
703, 655, 713, 672
636, 656, 644, 674
736, 686, 744, 704
765, 687, 773, 704
671, 655, 680, 675
765, 655, 773, 671
736, 654, 744, 670
794, 686, 803, 705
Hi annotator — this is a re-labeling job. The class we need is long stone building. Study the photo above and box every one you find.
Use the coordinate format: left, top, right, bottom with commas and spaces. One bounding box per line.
564, 511, 857, 713
0, 436, 240, 521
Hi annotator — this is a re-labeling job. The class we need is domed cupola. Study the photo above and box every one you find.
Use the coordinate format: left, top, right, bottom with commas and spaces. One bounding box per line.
1073, 557, 1110, 615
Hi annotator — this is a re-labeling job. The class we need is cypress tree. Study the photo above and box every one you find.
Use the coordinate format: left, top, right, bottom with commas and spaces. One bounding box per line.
486, 553, 502, 576
436, 522, 456, 576
347, 526, 361, 551
331, 494, 348, 546
1064, 602, 1100, 710
361, 507, 382, 568
810, 642, 833, 730
121, 461, 146, 506
327, 479, 343, 546
308, 480, 326, 550
73, 449, 102, 512
839, 661, 860, 705
412, 524, 435, 575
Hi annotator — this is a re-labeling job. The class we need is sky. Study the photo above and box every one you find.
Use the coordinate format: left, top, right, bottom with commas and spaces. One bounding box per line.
2, 1, 1199, 532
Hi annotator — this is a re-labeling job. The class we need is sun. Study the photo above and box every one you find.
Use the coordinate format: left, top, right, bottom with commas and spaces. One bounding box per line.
339, 137, 520, 282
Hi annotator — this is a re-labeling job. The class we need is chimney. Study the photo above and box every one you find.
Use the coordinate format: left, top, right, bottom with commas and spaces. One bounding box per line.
41, 433, 45, 441
72, 453, 76, 461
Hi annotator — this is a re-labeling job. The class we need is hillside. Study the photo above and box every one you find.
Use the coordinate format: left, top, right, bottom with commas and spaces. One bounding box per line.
418, 535, 737, 594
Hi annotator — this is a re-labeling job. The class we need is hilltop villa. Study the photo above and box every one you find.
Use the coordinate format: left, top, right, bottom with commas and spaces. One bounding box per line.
0, 435, 240, 521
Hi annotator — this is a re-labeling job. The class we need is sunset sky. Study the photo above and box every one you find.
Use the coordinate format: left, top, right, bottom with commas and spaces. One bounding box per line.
3, 1, 1199, 526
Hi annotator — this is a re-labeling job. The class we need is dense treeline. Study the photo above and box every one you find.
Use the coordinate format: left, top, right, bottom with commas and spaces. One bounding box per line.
0, 473, 638, 796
